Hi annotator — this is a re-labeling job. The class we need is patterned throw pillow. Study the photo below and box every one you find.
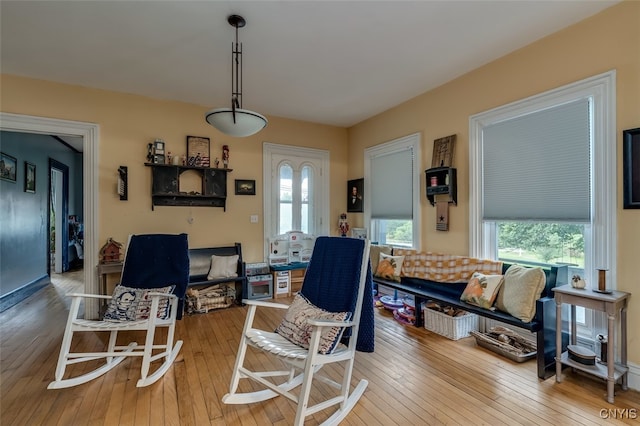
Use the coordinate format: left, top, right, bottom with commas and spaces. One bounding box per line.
374, 252, 405, 282
104, 285, 174, 322
369, 245, 392, 274
495, 265, 546, 323
460, 272, 504, 309
207, 254, 239, 280
275, 293, 352, 354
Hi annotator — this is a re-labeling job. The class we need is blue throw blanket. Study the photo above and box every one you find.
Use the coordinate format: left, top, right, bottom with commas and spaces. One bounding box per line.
301, 237, 375, 352
120, 233, 190, 319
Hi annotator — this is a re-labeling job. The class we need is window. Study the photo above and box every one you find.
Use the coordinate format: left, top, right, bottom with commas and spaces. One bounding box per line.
365, 133, 421, 248
264, 143, 329, 245
470, 71, 616, 339
277, 162, 312, 234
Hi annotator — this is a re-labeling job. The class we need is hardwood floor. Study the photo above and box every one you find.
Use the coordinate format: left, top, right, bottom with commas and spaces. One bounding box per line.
1, 271, 638, 425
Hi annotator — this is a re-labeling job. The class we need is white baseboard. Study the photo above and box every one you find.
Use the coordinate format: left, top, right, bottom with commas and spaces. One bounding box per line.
627, 361, 640, 392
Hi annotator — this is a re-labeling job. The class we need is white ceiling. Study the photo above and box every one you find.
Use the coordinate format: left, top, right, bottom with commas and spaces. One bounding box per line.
1, 1, 618, 130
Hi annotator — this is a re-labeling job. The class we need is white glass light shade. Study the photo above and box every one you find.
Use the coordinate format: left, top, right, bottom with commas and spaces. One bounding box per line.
205, 108, 268, 138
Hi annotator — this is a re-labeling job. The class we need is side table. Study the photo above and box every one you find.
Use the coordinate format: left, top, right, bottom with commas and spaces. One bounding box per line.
553, 284, 630, 403
96, 262, 124, 312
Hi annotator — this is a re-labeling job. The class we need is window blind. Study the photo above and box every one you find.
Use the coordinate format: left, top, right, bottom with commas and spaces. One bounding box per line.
482, 99, 591, 222
370, 147, 413, 219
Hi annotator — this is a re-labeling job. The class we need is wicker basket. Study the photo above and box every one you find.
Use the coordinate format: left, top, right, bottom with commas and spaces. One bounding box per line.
470, 328, 536, 363
423, 307, 478, 340
186, 284, 235, 314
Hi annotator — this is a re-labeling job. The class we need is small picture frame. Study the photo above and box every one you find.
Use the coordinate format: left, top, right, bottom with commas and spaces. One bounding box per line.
0, 152, 17, 182
24, 162, 36, 193
235, 179, 256, 195
623, 127, 640, 209
347, 178, 364, 212
186, 135, 211, 167
351, 228, 367, 240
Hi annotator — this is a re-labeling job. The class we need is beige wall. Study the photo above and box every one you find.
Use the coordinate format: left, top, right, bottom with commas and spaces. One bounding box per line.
1, 1, 638, 368
349, 1, 640, 366
0, 75, 349, 263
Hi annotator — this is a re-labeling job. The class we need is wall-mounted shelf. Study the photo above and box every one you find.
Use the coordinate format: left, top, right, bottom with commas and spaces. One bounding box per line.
425, 167, 457, 206
145, 163, 231, 210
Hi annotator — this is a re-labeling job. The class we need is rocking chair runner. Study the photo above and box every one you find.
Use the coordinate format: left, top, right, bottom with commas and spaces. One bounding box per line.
48, 233, 189, 389
223, 236, 373, 425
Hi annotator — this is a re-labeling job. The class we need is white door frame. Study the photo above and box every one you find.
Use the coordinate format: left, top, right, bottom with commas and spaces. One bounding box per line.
0, 112, 100, 319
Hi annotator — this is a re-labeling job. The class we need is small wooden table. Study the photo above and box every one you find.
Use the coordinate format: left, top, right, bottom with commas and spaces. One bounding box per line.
96, 262, 123, 295
553, 284, 630, 403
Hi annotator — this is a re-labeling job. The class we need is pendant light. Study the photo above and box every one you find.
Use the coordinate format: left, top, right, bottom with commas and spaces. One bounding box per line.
205, 15, 268, 137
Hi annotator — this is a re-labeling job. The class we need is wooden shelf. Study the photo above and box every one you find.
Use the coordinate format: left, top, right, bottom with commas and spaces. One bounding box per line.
558, 352, 627, 381
425, 167, 457, 206
145, 163, 230, 210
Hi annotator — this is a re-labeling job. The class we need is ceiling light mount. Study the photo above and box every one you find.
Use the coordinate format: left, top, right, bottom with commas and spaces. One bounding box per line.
205, 14, 267, 138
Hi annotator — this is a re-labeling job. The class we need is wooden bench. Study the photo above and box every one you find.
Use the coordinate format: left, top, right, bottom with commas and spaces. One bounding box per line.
373, 263, 569, 379
187, 243, 247, 303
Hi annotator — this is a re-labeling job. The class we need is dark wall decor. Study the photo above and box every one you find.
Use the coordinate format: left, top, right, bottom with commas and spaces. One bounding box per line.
0, 152, 17, 182
24, 162, 35, 193
235, 179, 256, 195
347, 178, 364, 212
623, 127, 640, 209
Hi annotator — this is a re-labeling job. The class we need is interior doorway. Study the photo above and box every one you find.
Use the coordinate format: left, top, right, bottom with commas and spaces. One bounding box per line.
49, 159, 70, 274
0, 112, 100, 319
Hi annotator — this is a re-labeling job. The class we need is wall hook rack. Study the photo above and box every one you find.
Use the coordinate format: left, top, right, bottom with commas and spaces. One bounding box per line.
118, 166, 128, 200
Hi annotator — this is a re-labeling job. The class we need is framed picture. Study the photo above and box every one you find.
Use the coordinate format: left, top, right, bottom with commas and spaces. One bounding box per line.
623, 127, 640, 209
235, 179, 256, 195
186, 135, 210, 167
351, 228, 367, 240
24, 162, 36, 193
347, 178, 364, 212
0, 152, 17, 182
431, 134, 456, 168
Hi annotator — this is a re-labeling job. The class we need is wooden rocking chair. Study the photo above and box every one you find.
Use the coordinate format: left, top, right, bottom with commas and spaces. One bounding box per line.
223, 236, 373, 425
48, 233, 189, 389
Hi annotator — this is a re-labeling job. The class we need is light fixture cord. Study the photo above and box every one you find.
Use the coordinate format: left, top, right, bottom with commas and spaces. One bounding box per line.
231, 22, 243, 124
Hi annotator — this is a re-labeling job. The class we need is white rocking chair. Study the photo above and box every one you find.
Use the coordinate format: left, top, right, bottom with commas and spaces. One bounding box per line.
223, 236, 373, 425
48, 233, 190, 389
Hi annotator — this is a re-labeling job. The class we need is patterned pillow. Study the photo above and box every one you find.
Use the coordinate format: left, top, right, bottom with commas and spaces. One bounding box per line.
104, 285, 174, 322
369, 245, 392, 274
495, 265, 546, 323
460, 272, 504, 309
275, 293, 352, 354
207, 254, 239, 280
374, 252, 405, 282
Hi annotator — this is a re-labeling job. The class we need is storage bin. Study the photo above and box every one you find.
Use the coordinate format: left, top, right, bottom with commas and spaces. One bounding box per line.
423, 307, 478, 340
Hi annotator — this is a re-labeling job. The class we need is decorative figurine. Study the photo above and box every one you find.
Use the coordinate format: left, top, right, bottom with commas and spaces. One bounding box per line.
338, 213, 349, 237
571, 274, 586, 289
99, 238, 123, 263
222, 145, 229, 169
214, 157, 220, 168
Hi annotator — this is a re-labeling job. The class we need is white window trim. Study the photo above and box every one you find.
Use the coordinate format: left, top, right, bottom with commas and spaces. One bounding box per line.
469, 70, 616, 287
364, 132, 422, 249
263, 142, 330, 255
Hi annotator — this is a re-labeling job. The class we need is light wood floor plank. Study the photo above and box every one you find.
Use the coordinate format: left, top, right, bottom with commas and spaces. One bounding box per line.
2, 270, 639, 426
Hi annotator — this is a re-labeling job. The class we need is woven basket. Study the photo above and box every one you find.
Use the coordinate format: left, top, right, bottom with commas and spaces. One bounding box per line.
186, 284, 235, 314
423, 307, 478, 340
